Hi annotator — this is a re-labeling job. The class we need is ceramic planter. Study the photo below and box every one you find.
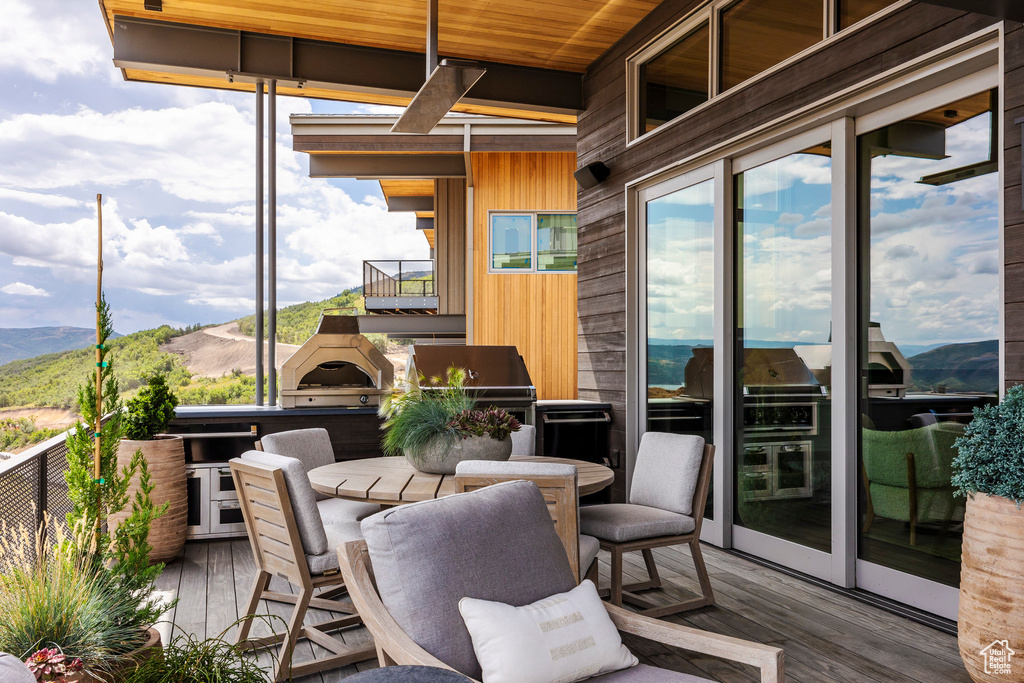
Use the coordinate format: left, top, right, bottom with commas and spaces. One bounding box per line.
110, 435, 187, 564
958, 492, 1024, 682
71, 627, 162, 682
406, 434, 513, 474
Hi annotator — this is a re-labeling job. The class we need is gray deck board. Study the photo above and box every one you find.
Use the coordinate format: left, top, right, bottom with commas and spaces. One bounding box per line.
157, 539, 967, 682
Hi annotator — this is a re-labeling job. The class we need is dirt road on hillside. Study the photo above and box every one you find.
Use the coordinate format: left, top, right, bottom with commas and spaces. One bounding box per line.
161, 323, 301, 378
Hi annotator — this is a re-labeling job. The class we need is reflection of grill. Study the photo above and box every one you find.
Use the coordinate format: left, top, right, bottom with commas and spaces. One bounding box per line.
406, 345, 537, 424
281, 313, 394, 408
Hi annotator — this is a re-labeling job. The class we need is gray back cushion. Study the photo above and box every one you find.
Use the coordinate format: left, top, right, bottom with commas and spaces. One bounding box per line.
361, 480, 576, 679
260, 428, 336, 501
629, 432, 705, 516
510, 424, 537, 456
240, 450, 328, 556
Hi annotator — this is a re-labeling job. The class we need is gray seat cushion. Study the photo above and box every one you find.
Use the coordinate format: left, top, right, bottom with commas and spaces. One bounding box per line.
592, 664, 712, 682
580, 504, 695, 543
630, 433, 705, 516
580, 533, 600, 573
308, 519, 365, 575
361, 480, 576, 680
0, 654, 35, 683
318, 497, 381, 525
454, 459, 574, 478
260, 428, 336, 501
510, 424, 537, 456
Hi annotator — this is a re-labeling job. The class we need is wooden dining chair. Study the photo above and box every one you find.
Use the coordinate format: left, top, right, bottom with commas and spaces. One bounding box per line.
229, 454, 375, 681
580, 433, 716, 618
454, 460, 598, 583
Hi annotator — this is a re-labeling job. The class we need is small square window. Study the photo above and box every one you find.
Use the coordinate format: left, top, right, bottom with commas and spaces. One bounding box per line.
490, 212, 577, 273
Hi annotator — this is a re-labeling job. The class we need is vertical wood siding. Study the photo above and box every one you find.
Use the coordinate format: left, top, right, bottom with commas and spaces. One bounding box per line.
471, 152, 579, 400
1005, 24, 1024, 389
576, 1, 1000, 500
435, 178, 466, 314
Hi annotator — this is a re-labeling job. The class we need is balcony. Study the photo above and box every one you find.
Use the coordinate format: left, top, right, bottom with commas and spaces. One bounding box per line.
362, 260, 437, 314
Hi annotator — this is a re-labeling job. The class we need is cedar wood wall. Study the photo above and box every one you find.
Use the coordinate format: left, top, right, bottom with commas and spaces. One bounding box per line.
576, 1, 1015, 501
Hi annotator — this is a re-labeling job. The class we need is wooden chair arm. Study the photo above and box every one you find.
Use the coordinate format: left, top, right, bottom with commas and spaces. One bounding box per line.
337, 540, 472, 676
604, 603, 785, 683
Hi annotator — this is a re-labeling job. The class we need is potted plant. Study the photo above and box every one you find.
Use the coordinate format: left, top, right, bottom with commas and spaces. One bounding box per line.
379, 366, 521, 474
113, 373, 186, 564
952, 384, 1024, 683
58, 297, 169, 680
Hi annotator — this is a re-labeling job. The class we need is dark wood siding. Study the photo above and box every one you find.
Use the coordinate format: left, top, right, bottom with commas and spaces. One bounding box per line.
435, 178, 467, 315
576, 1, 1004, 501
1005, 23, 1024, 389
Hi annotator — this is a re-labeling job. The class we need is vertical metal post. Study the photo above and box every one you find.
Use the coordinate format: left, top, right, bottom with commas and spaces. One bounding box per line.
268, 79, 278, 406
426, 0, 438, 77
255, 80, 265, 406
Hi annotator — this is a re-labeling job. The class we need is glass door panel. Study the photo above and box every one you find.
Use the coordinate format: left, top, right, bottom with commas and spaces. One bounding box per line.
646, 178, 715, 518
857, 90, 1000, 587
735, 145, 833, 553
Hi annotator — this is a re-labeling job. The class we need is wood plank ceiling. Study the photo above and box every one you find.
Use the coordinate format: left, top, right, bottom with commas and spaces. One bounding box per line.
379, 180, 435, 248
100, 0, 659, 118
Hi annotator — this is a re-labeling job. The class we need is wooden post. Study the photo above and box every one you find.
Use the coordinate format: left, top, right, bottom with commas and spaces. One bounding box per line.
94, 194, 103, 540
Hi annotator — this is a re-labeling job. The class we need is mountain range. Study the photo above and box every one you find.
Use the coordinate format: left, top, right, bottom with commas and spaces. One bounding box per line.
0, 327, 122, 367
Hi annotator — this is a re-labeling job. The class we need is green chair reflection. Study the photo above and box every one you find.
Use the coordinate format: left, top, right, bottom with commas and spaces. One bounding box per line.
861, 422, 965, 546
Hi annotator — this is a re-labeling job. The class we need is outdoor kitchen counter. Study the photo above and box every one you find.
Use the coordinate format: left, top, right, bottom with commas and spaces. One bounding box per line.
169, 405, 385, 463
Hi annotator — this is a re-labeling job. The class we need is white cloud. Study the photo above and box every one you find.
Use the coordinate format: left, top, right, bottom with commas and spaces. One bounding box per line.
1, 281, 51, 297
0, 188, 85, 208
0, 0, 108, 82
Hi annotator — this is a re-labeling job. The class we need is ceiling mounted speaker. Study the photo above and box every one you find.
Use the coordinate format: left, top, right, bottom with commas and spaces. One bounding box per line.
574, 161, 610, 190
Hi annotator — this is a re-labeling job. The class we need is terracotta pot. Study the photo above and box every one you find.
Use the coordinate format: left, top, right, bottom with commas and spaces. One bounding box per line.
110, 435, 187, 564
71, 627, 162, 682
406, 434, 513, 474
958, 493, 1024, 682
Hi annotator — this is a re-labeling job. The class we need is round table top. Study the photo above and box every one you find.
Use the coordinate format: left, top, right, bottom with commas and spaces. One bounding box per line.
308, 456, 614, 505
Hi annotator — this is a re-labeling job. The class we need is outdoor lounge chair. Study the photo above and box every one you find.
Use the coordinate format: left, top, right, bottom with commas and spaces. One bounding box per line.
454, 460, 600, 583
258, 427, 381, 522
230, 453, 375, 681
579, 432, 715, 618
336, 480, 783, 682
861, 422, 965, 545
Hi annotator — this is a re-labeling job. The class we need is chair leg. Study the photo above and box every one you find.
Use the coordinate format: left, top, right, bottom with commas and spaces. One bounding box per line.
584, 558, 599, 586
623, 548, 662, 593
273, 587, 311, 682
236, 570, 271, 645
622, 541, 715, 619
690, 538, 715, 608
609, 548, 624, 607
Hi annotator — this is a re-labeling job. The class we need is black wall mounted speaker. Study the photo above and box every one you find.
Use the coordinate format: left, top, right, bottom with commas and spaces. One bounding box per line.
574, 161, 610, 190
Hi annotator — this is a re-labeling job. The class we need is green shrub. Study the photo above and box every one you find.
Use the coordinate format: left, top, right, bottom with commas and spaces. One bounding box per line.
952, 384, 1024, 504
119, 623, 275, 683
123, 374, 179, 441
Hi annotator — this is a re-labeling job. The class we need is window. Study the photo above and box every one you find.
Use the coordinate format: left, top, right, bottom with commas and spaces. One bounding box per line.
720, 0, 823, 92
639, 22, 710, 135
490, 212, 577, 273
628, 0, 899, 140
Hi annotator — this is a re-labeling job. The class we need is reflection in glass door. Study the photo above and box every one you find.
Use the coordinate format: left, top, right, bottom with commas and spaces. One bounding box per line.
858, 90, 1000, 587
646, 179, 715, 518
735, 145, 833, 554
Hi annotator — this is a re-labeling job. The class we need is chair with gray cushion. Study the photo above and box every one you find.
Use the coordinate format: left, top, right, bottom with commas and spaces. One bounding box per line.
258, 428, 381, 522
580, 432, 715, 618
509, 424, 537, 456
454, 460, 600, 583
230, 452, 375, 681
336, 481, 782, 681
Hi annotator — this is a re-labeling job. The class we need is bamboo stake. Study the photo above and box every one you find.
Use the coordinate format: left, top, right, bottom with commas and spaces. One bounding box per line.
94, 194, 103, 541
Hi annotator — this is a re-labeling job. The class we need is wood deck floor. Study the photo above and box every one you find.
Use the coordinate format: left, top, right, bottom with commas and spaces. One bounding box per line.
155, 539, 969, 683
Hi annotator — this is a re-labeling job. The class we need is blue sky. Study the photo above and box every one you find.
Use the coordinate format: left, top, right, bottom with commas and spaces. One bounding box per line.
0, 0, 427, 334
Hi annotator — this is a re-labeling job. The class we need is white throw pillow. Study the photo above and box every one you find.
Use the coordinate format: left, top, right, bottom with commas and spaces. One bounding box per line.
459, 579, 638, 683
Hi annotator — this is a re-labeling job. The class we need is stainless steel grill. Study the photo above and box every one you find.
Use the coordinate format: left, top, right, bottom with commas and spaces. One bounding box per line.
281, 312, 395, 408
405, 345, 537, 423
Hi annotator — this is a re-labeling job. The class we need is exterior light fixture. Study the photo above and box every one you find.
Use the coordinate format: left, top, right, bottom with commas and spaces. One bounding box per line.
144, 0, 162, 11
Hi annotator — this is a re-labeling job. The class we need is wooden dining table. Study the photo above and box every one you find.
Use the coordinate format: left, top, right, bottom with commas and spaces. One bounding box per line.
308, 456, 614, 505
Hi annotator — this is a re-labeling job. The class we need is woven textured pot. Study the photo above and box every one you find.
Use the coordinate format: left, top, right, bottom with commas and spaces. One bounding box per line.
959, 493, 1024, 682
110, 435, 187, 564
406, 434, 513, 474
71, 627, 162, 682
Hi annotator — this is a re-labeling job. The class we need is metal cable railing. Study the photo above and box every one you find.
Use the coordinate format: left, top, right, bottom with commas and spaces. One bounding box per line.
363, 260, 436, 298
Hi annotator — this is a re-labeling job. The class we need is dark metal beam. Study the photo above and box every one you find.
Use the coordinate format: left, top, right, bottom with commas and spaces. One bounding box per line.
416, 217, 434, 230
387, 196, 435, 213
111, 15, 582, 114
915, 0, 1024, 21
308, 154, 464, 179
292, 134, 577, 153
